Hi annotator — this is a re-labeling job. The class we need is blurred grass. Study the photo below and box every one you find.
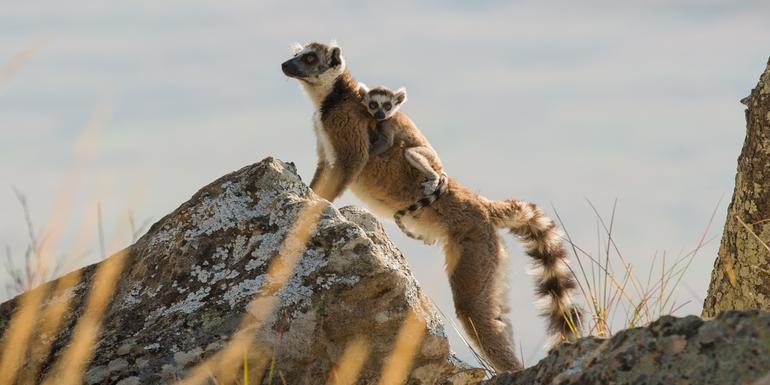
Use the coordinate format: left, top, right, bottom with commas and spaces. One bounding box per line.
0, 34, 48, 95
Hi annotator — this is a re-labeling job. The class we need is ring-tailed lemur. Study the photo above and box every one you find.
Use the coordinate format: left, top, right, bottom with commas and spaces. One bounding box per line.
281, 41, 582, 372
358, 83, 448, 244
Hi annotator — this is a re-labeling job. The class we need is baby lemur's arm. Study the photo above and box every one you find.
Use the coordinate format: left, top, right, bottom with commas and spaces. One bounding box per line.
369, 122, 395, 157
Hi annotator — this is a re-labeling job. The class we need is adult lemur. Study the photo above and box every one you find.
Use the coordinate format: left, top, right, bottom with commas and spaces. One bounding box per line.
281, 41, 581, 372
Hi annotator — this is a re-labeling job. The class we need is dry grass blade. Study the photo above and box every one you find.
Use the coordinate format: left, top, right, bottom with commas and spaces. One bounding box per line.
0, 190, 60, 384
0, 99, 110, 383
20, 200, 107, 383
377, 309, 427, 385
20, 270, 82, 384
326, 336, 370, 385
551, 207, 598, 333
736, 215, 770, 255
0, 34, 49, 93
0, 282, 51, 384
38, 196, 136, 385
658, 197, 722, 315
430, 297, 494, 374
585, 199, 648, 320
553, 197, 721, 339
40, 248, 130, 385
3, 188, 42, 295
243, 353, 249, 385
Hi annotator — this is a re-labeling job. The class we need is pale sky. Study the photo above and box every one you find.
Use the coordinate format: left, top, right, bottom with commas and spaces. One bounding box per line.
1, 0, 769, 366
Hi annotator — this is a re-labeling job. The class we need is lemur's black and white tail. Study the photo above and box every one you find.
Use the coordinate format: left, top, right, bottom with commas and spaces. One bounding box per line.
486, 199, 582, 346
393, 174, 448, 243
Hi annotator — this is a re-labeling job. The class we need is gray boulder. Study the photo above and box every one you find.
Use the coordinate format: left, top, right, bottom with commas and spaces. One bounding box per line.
0, 158, 483, 385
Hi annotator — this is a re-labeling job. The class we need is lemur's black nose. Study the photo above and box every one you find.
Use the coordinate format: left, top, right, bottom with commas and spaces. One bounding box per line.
281, 60, 295, 77
375, 111, 386, 120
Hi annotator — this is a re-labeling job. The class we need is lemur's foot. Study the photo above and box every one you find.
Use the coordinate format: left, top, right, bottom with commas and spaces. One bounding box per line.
439, 172, 448, 184
422, 178, 440, 195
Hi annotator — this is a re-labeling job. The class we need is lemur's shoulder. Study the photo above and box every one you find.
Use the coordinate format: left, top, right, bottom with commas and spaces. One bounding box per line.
320, 73, 364, 116
319, 73, 372, 135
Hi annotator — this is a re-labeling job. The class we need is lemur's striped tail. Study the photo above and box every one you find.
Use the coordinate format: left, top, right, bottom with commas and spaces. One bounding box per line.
393, 173, 448, 243
486, 199, 582, 346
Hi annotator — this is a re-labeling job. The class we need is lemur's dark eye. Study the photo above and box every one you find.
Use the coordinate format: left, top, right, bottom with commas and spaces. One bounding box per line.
302, 53, 317, 64
383, 102, 392, 111
368, 101, 378, 109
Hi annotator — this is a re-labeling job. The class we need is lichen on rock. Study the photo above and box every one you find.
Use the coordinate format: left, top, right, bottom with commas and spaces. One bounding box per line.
484, 310, 770, 385
0, 157, 481, 384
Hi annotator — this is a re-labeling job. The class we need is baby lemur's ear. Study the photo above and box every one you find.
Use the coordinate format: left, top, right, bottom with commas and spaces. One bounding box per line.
357, 83, 370, 99
395, 87, 407, 105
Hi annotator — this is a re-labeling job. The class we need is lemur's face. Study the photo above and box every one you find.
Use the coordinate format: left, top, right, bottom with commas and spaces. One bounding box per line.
358, 84, 407, 121
281, 42, 344, 85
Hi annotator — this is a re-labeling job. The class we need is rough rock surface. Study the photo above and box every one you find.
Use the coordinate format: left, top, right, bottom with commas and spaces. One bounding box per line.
0, 158, 484, 385
703, 57, 770, 317
484, 310, 770, 385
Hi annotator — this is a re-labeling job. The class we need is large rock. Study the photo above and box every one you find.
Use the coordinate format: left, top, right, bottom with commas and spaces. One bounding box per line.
702, 57, 770, 317
485, 310, 770, 385
0, 158, 483, 385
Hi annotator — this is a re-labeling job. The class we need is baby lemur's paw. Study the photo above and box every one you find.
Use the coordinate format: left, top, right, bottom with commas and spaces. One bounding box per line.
422, 179, 440, 195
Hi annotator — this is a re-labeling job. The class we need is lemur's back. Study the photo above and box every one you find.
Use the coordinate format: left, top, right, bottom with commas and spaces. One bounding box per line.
383, 112, 430, 148
351, 111, 437, 215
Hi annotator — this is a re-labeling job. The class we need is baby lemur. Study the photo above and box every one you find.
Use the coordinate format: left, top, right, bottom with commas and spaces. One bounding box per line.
282, 41, 581, 372
358, 83, 448, 243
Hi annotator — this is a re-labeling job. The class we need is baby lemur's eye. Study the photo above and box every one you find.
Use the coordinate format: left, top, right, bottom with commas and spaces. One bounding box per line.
368, 101, 378, 109
383, 102, 392, 111
302, 53, 317, 64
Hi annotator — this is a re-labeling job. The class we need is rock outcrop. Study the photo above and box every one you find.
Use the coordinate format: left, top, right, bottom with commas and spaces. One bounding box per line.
0, 158, 483, 385
4, 156, 770, 385
703, 57, 770, 317
485, 310, 770, 385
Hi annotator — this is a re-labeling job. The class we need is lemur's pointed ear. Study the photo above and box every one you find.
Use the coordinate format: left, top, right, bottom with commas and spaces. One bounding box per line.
329, 47, 342, 67
358, 83, 369, 98
395, 87, 407, 105
290, 42, 304, 54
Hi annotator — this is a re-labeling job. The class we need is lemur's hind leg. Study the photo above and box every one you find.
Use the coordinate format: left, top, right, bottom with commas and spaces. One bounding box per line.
443, 224, 523, 372
404, 147, 445, 195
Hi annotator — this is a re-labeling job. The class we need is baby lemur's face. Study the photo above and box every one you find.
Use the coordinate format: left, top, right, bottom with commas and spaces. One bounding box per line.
358, 83, 407, 121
